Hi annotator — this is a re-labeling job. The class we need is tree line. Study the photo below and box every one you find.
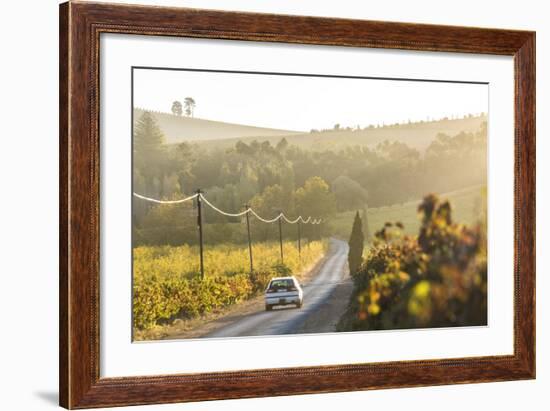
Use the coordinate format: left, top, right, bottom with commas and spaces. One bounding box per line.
133, 111, 486, 246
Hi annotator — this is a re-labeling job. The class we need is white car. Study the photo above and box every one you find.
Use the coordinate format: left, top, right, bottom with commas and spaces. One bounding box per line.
265, 276, 303, 311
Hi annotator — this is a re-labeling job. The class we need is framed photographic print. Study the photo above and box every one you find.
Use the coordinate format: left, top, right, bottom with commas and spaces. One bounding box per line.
59, 1, 535, 409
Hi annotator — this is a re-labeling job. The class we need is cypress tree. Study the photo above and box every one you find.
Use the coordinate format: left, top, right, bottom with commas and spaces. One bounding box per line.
348, 211, 364, 275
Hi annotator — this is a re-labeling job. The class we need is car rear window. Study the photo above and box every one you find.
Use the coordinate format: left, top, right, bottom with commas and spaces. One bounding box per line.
269, 279, 294, 290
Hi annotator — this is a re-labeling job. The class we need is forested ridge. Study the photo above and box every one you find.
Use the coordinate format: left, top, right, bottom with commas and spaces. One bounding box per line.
133, 111, 487, 246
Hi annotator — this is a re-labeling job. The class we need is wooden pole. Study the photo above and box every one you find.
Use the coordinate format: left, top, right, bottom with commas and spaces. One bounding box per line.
278, 213, 284, 265
244, 204, 253, 274
297, 220, 302, 262
196, 189, 205, 280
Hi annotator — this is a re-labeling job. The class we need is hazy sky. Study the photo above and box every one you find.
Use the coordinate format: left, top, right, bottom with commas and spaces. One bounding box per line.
133, 68, 488, 132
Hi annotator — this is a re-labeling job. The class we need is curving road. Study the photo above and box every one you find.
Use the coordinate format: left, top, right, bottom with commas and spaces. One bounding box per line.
205, 238, 349, 338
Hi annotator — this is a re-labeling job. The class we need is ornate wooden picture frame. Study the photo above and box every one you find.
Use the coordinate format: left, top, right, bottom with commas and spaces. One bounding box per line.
59, 1, 535, 408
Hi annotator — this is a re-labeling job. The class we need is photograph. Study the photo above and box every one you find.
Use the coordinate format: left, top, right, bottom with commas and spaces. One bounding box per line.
131, 67, 489, 341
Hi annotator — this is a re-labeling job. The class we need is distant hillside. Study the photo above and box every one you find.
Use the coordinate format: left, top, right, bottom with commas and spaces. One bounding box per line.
135, 108, 486, 152
134, 108, 300, 143
196, 114, 487, 152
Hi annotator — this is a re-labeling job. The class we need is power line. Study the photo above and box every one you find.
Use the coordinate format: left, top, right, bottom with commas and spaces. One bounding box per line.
248, 209, 284, 224
198, 194, 249, 217
133, 192, 198, 204
133, 192, 322, 225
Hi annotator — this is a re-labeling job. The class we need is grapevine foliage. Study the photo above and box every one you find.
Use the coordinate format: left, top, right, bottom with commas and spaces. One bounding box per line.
133, 241, 326, 330
340, 194, 487, 331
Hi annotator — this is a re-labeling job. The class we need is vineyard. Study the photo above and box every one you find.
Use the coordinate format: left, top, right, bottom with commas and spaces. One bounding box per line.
133, 240, 327, 332
338, 194, 487, 332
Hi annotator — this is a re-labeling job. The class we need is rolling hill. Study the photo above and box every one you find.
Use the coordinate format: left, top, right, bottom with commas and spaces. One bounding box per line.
134, 108, 300, 143
135, 108, 487, 152
196, 115, 487, 152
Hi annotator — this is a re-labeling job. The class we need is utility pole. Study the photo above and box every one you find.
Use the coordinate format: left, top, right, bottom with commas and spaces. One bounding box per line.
278, 212, 284, 265
297, 219, 302, 263
244, 204, 253, 274
196, 189, 205, 280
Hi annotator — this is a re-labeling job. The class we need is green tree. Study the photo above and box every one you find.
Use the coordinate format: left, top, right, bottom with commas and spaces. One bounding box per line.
331, 175, 368, 212
276, 137, 289, 151
295, 176, 336, 219
137, 200, 195, 246
249, 184, 286, 218
171, 100, 182, 116
237, 164, 259, 204
204, 184, 241, 224
348, 211, 364, 275
169, 142, 196, 195
295, 177, 336, 240
184, 97, 196, 117
279, 164, 296, 214
133, 111, 166, 188
250, 184, 286, 241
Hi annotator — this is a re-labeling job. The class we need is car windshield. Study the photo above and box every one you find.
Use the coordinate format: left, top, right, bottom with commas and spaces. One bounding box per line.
268, 279, 294, 290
